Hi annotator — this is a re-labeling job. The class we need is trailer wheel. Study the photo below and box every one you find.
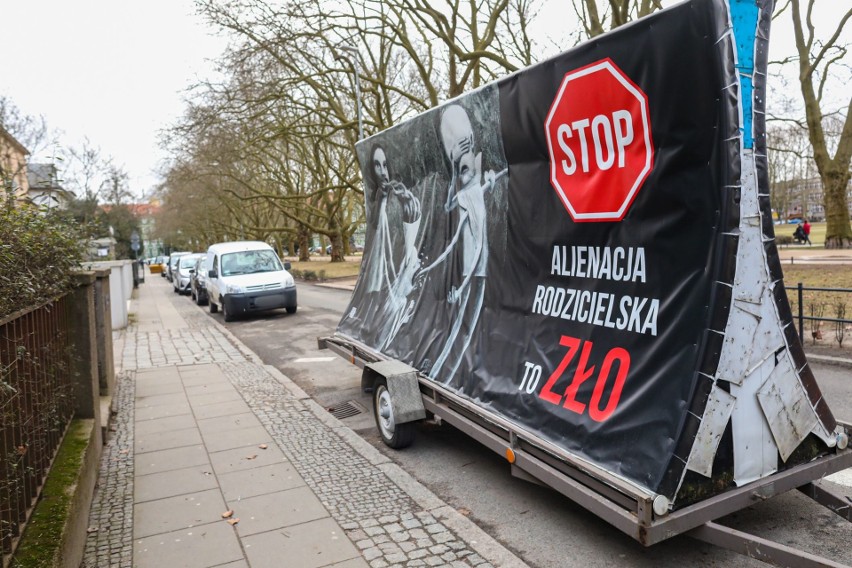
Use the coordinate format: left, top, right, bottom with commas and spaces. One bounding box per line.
373, 379, 415, 449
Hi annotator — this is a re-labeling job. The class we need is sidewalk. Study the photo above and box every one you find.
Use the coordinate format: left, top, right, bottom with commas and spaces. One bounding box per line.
777, 246, 852, 264
82, 276, 528, 568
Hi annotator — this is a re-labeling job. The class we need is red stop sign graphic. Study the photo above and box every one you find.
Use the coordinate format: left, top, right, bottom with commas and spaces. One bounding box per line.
545, 59, 653, 222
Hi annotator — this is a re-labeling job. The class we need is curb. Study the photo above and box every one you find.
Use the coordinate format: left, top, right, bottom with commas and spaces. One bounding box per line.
806, 353, 852, 369
207, 317, 530, 568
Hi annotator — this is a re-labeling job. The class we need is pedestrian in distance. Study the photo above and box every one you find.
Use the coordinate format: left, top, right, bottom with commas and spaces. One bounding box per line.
803, 219, 812, 245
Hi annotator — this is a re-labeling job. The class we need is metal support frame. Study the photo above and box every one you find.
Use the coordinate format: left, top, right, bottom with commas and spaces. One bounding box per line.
799, 481, 852, 522
689, 521, 849, 568
320, 335, 852, 564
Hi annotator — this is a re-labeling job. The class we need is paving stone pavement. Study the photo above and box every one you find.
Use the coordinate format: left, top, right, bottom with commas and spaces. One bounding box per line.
82, 275, 528, 568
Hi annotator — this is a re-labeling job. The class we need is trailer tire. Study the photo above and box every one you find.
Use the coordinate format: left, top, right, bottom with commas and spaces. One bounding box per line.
373, 379, 415, 449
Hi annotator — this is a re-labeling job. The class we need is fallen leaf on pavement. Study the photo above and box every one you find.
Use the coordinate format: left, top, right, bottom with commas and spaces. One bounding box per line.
227, 518, 240, 525
259, 444, 268, 450
86, 526, 98, 533
246, 454, 257, 460
221, 510, 234, 518
457, 508, 471, 517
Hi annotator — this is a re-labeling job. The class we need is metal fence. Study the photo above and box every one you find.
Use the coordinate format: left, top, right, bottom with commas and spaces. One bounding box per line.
787, 283, 852, 344
0, 295, 75, 561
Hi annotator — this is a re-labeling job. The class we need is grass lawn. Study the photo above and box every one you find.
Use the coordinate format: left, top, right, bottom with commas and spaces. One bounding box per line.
780, 264, 852, 343
808, 222, 827, 245
775, 221, 825, 245
286, 257, 362, 279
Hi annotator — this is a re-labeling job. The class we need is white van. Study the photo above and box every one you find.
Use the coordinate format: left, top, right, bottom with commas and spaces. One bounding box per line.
205, 241, 297, 322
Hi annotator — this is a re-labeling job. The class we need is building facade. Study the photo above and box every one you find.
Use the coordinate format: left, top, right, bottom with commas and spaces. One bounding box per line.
0, 125, 30, 200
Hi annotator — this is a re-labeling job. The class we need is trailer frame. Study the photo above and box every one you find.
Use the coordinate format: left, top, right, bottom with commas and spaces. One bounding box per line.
319, 334, 852, 567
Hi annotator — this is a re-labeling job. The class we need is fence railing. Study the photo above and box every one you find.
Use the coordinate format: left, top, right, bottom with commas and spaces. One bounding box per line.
786, 283, 852, 345
0, 295, 75, 561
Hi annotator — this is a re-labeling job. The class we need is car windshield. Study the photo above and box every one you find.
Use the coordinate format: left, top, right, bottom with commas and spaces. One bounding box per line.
220, 250, 282, 276
180, 256, 200, 268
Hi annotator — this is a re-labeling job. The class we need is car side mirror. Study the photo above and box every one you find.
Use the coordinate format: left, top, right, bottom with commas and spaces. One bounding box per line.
284, 261, 292, 271
208, 270, 217, 279
189, 269, 195, 274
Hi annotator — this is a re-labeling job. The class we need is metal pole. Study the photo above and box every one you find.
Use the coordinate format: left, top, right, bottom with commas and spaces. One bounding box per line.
798, 282, 804, 340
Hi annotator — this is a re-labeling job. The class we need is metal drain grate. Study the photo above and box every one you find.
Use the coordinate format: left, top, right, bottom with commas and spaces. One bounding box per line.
328, 400, 365, 419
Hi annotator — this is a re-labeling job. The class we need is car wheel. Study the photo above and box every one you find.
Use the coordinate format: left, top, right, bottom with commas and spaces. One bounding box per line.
286, 305, 297, 314
372, 379, 415, 449
209, 300, 218, 314
222, 301, 234, 322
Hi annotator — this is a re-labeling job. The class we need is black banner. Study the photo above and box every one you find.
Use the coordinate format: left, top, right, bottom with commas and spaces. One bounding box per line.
337, 0, 837, 500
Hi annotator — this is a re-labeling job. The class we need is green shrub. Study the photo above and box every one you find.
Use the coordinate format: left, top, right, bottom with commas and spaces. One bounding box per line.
0, 201, 85, 319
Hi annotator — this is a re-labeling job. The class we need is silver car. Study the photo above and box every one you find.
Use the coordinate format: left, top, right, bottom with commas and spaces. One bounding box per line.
173, 253, 204, 295
166, 251, 191, 282
190, 255, 209, 305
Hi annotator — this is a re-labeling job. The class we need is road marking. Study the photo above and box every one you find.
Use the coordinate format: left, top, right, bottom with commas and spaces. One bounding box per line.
292, 357, 336, 363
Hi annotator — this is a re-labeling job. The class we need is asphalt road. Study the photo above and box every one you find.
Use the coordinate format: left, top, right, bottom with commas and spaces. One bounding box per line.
192, 282, 852, 568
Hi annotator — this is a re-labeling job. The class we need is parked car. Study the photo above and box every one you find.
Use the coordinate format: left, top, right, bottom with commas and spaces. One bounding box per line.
190, 255, 209, 305
173, 253, 204, 294
205, 241, 297, 322
166, 252, 191, 282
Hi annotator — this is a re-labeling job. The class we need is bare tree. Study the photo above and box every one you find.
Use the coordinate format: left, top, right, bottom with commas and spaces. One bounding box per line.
179, 0, 551, 262
337, 0, 544, 101
66, 138, 109, 202
835, 302, 847, 347
783, 0, 852, 248
0, 96, 49, 156
768, 124, 802, 220
0, 96, 49, 201
570, 0, 663, 38
100, 164, 132, 206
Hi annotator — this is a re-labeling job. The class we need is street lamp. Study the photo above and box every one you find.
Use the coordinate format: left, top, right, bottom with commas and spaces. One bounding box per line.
333, 45, 364, 141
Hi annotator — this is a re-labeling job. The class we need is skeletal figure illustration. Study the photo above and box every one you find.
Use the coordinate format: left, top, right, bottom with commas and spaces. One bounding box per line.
418, 104, 507, 383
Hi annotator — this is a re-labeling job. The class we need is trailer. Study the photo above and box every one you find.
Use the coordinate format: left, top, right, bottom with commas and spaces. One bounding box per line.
320, 0, 852, 565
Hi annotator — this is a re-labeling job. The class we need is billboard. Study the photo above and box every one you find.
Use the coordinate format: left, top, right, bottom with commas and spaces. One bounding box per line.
336, 0, 840, 505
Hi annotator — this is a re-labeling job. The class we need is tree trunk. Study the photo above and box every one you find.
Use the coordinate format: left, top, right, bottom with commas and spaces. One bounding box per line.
298, 226, 311, 262
330, 232, 345, 262
790, 0, 852, 247
823, 165, 852, 248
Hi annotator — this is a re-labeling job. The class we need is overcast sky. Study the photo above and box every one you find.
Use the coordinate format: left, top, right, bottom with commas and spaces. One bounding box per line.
1, 1, 847, 200
1, 0, 227, 197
